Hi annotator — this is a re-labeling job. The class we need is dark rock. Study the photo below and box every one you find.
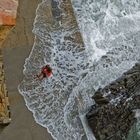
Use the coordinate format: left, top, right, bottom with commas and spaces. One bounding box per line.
92, 92, 109, 106
87, 63, 140, 140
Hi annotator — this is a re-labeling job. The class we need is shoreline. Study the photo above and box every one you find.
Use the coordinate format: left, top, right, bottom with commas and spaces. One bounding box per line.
0, 0, 53, 140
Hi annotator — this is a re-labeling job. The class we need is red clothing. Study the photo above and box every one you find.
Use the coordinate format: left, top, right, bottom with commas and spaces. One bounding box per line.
42, 67, 52, 77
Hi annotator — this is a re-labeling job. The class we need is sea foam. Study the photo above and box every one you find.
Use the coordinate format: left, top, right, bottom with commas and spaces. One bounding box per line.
18, 0, 140, 139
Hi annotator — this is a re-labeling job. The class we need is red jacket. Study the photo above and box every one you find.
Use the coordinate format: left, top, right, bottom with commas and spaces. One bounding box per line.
42, 67, 52, 77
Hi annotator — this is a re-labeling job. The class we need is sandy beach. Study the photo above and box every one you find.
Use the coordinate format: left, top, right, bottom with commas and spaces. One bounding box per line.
0, 0, 53, 139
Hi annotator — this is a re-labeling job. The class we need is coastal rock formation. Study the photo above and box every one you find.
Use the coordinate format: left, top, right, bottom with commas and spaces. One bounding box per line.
0, 26, 13, 48
0, 49, 11, 124
87, 63, 140, 140
0, 0, 18, 25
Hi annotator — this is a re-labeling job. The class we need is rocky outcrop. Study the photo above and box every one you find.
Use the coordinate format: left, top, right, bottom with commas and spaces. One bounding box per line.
0, 49, 11, 124
0, 0, 18, 25
0, 13, 15, 26
86, 63, 140, 140
0, 26, 13, 48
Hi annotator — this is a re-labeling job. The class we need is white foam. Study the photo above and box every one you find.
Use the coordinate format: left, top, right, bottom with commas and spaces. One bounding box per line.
18, 0, 140, 139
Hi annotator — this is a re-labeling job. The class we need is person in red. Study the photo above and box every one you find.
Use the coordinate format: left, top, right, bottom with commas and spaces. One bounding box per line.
36, 64, 53, 80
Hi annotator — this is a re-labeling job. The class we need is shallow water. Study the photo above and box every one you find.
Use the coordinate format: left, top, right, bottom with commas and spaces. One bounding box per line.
18, 0, 140, 140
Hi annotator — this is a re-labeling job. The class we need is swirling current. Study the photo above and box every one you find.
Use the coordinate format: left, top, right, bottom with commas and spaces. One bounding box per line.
18, 0, 140, 140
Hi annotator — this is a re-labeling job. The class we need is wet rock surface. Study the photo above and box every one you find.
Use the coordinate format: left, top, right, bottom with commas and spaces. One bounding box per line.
0, 49, 11, 124
86, 63, 140, 140
0, 0, 18, 25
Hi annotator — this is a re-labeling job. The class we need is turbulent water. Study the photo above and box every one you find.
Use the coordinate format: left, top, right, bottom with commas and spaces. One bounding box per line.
18, 0, 140, 140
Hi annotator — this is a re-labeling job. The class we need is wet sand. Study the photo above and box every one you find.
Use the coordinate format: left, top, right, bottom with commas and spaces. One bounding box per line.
0, 0, 53, 139
1, 47, 52, 140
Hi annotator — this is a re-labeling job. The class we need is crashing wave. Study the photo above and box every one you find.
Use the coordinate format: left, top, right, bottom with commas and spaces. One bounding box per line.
18, 0, 140, 139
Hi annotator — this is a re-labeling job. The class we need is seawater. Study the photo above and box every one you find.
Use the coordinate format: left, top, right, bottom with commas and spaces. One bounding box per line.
18, 0, 140, 140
